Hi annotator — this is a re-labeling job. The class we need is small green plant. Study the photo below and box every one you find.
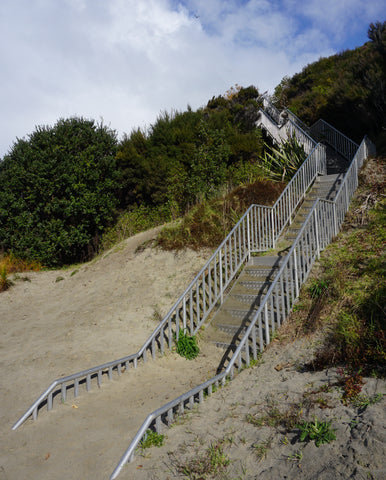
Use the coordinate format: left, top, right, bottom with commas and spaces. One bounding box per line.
139, 429, 165, 449
297, 418, 336, 447
247, 401, 303, 432
352, 393, 383, 409
252, 438, 272, 461
287, 450, 303, 462
175, 330, 200, 360
178, 441, 230, 477
309, 279, 328, 299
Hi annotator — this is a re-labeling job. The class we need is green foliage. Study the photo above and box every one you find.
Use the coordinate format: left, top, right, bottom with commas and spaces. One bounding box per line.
274, 22, 386, 151
187, 120, 230, 203
261, 135, 307, 182
310, 158, 386, 375
308, 279, 329, 299
175, 330, 200, 360
246, 400, 303, 433
116, 86, 263, 217
352, 392, 383, 409
297, 418, 336, 447
0, 117, 119, 266
178, 441, 230, 478
139, 429, 165, 449
252, 439, 272, 461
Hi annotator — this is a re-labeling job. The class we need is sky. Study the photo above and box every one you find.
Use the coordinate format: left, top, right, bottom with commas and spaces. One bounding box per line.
1, 0, 385, 157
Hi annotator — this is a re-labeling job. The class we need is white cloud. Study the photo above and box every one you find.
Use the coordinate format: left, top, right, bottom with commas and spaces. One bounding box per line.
0, 0, 384, 157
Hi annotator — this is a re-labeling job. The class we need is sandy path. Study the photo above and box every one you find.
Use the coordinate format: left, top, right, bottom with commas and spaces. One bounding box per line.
0, 228, 222, 480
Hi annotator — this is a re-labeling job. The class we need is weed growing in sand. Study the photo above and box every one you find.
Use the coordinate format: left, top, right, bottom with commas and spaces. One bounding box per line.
252, 438, 272, 462
175, 330, 200, 360
177, 440, 230, 477
246, 399, 303, 433
287, 450, 303, 462
297, 418, 336, 447
139, 430, 165, 449
352, 393, 383, 409
337, 367, 364, 403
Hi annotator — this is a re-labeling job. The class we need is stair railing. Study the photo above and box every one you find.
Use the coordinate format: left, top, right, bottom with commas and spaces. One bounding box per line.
310, 119, 359, 160
11, 104, 325, 430
110, 135, 374, 479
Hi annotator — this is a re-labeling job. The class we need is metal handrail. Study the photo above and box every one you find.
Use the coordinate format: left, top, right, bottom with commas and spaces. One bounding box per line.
110, 134, 375, 479
310, 119, 359, 160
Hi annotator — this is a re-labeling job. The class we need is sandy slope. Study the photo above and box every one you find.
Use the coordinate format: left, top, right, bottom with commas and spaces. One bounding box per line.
1, 227, 385, 480
0, 228, 221, 480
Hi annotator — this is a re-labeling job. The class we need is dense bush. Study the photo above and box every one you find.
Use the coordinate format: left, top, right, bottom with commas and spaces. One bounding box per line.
274, 21, 386, 151
116, 86, 263, 215
0, 117, 119, 266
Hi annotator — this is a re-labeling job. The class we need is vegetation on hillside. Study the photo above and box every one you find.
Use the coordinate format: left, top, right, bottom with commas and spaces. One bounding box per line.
288, 157, 385, 377
274, 21, 386, 152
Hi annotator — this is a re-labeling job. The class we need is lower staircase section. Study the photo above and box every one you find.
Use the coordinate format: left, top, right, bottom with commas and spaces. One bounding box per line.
204, 255, 286, 369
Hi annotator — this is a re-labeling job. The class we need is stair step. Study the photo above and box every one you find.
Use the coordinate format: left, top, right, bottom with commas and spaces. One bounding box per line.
210, 341, 237, 350
248, 255, 285, 268
243, 267, 279, 279
230, 292, 284, 306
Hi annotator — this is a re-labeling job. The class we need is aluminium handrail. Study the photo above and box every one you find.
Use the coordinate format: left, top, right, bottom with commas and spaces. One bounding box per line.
310, 119, 359, 160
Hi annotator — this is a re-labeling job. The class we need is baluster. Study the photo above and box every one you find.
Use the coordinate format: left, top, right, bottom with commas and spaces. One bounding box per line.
74, 378, 79, 397
61, 383, 67, 402
47, 392, 53, 411
182, 297, 187, 332
264, 303, 270, 345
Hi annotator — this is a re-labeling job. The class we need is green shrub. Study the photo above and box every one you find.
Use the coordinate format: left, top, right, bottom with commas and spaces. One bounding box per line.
175, 330, 200, 360
0, 117, 119, 266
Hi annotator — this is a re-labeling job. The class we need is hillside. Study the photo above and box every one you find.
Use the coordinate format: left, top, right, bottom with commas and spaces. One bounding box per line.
274, 21, 386, 152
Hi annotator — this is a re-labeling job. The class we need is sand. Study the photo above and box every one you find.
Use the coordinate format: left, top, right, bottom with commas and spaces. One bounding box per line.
1, 228, 385, 480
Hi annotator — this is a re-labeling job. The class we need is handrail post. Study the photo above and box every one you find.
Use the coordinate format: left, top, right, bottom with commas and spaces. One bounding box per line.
247, 211, 251, 260
314, 208, 320, 259
293, 248, 299, 298
219, 253, 224, 305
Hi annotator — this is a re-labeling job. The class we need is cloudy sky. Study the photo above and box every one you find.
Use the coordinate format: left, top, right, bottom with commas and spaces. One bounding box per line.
1, 0, 385, 157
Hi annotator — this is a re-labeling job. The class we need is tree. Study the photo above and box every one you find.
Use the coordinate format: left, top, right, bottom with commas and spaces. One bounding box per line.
0, 117, 119, 266
368, 21, 386, 59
